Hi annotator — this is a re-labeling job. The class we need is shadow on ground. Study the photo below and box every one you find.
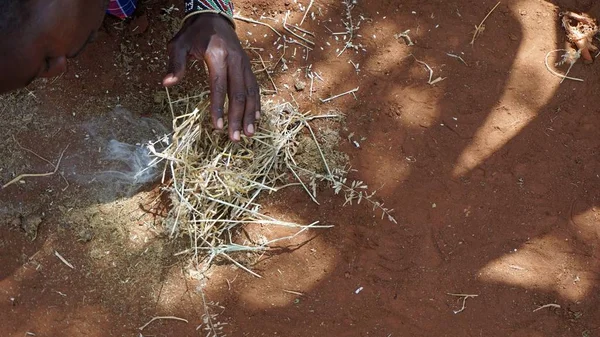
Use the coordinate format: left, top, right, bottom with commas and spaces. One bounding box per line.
1, 0, 600, 336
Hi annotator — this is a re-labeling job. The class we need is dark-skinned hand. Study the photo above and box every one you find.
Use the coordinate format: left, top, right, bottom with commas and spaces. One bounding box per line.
163, 13, 259, 142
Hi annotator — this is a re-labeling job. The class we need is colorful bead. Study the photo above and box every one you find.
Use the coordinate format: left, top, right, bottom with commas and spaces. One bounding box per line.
185, 0, 234, 18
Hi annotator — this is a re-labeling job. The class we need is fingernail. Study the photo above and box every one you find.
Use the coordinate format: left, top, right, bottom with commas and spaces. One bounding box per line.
217, 118, 223, 129
255, 110, 261, 120
233, 130, 240, 141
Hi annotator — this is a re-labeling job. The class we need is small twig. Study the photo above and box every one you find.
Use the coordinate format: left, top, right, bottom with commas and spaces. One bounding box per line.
533, 303, 561, 312
336, 0, 361, 57
286, 37, 314, 51
289, 24, 315, 37
54, 250, 75, 269
508, 264, 525, 270
396, 30, 414, 46
561, 61, 577, 84
283, 289, 305, 296
446, 53, 468, 66
320, 87, 359, 103
222, 252, 263, 278
53, 290, 67, 297
408, 54, 446, 85
544, 49, 584, 82
283, 11, 315, 46
12, 135, 71, 191
308, 72, 314, 98
165, 87, 175, 120
2, 145, 69, 189
273, 37, 288, 71
25, 88, 37, 99
12, 136, 55, 167
299, 0, 314, 26
251, 49, 278, 93
447, 293, 478, 314
139, 316, 189, 330
196, 289, 226, 335
471, 2, 501, 45
303, 120, 332, 177
234, 14, 282, 37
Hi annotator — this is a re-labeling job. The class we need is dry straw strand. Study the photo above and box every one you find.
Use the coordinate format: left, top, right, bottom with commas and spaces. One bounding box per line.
149, 93, 396, 277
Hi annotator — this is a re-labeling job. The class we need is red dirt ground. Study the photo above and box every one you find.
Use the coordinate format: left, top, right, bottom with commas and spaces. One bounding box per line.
2, 0, 600, 336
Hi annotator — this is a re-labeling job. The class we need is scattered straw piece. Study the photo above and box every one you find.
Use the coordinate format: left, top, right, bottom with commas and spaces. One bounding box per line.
395, 30, 414, 46
149, 93, 397, 277
283, 289, 304, 296
139, 316, 189, 331
320, 87, 359, 103
234, 14, 282, 37
13, 136, 55, 167
336, 0, 364, 57
508, 264, 526, 270
447, 293, 478, 314
2, 145, 69, 189
408, 54, 446, 85
299, 0, 314, 26
471, 2, 501, 45
283, 11, 315, 46
148, 99, 337, 276
197, 290, 227, 335
12, 136, 70, 189
446, 53, 468, 66
289, 24, 315, 37
54, 250, 75, 269
533, 303, 561, 312
250, 49, 278, 93
544, 49, 584, 82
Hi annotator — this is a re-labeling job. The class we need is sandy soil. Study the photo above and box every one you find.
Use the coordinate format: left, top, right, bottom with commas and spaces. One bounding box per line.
2, 0, 600, 336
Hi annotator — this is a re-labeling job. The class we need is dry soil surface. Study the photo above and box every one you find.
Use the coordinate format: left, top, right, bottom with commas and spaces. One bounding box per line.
2, 0, 600, 336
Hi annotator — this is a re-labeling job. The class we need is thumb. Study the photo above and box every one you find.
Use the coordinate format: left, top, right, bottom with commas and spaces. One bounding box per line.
162, 40, 188, 87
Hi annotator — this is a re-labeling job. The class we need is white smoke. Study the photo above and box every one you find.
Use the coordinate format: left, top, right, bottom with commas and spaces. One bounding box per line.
62, 107, 170, 201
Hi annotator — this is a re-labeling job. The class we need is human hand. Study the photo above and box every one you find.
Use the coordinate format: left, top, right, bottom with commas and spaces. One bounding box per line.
163, 13, 260, 142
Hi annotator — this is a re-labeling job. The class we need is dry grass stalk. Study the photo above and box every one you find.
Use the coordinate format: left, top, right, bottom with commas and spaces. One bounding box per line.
408, 54, 446, 85
233, 14, 282, 37
395, 30, 414, 46
139, 316, 189, 331
250, 49, 278, 93
320, 87, 359, 103
148, 94, 397, 277
283, 11, 315, 46
337, 0, 365, 56
54, 250, 75, 269
544, 49, 584, 82
470, 2, 501, 45
2, 145, 69, 189
196, 290, 227, 337
532, 303, 561, 312
299, 0, 314, 26
447, 293, 478, 314
148, 97, 334, 275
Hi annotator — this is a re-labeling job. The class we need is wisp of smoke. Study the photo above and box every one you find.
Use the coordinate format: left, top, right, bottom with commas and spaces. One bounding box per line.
98, 139, 162, 193
63, 107, 169, 201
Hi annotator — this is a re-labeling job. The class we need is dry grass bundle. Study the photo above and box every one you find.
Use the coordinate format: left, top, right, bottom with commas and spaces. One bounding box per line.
149, 93, 396, 277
